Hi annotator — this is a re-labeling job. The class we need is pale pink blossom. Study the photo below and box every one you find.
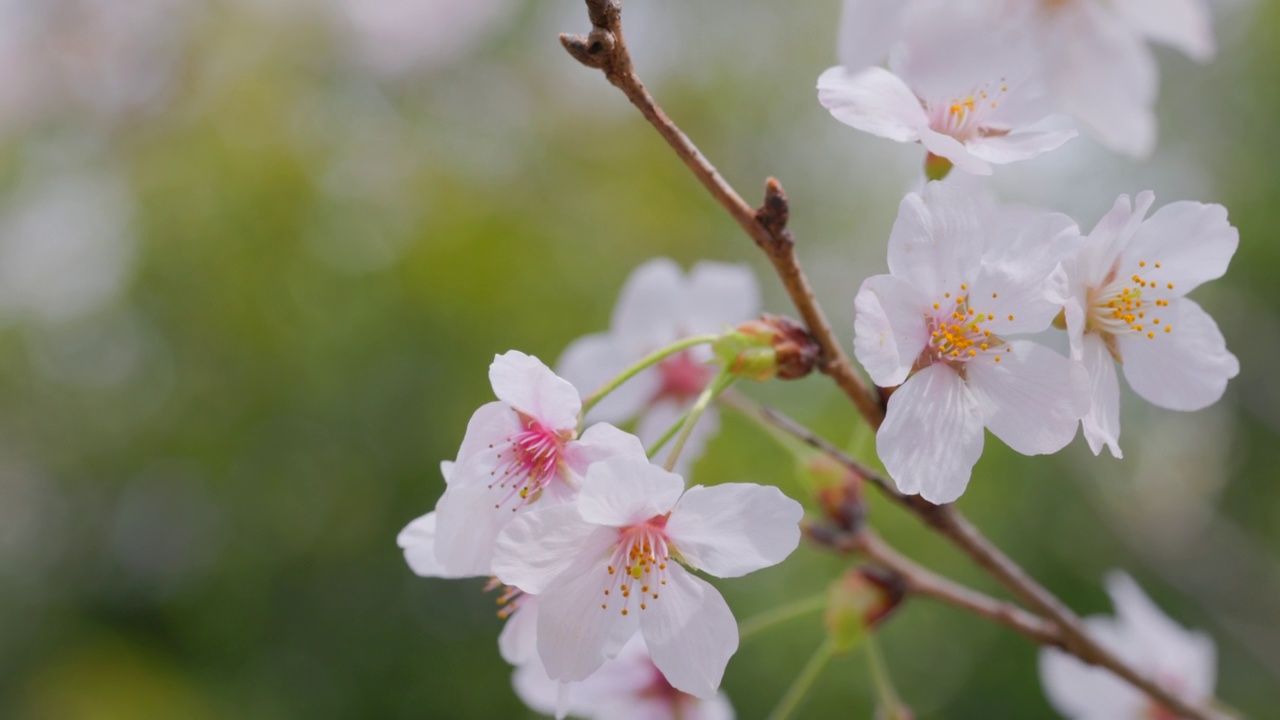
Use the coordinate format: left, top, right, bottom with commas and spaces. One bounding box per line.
556, 259, 759, 476
1051, 192, 1239, 458
854, 181, 1087, 502
430, 350, 646, 577
1039, 572, 1217, 719
493, 457, 802, 698
514, 635, 735, 720
818, 3, 1075, 175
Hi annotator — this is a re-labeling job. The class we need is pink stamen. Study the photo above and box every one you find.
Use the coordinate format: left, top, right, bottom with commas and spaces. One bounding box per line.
600, 515, 673, 616
489, 418, 566, 510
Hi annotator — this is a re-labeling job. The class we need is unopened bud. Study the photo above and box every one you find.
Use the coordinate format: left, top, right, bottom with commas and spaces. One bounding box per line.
806, 454, 866, 535
824, 566, 908, 653
713, 315, 819, 382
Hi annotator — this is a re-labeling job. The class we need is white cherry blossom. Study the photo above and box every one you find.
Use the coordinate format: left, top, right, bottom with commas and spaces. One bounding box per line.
556, 259, 759, 476
1051, 192, 1238, 458
1039, 572, 1217, 719
492, 457, 802, 698
514, 634, 735, 720
853, 181, 1088, 503
818, 2, 1075, 175
430, 350, 646, 577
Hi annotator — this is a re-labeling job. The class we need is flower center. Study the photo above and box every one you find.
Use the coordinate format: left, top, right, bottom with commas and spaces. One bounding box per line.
1086, 259, 1174, 342
926, 80, 1011, 142
600, 515, 672, 617
653, 351, 711, 404
920, 288, 1012, 368
489, 416, 569, 510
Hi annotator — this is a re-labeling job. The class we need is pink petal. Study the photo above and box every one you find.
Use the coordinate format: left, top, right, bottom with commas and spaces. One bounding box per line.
667, 483, 803, 578
817, 65, 926, 143
1114, 0, 1215, 62
556, 333, 657, 425
1123, 201, 1238, 298
965, 128, 1078, 165
498, 596, 540, 665
564, 422, 649, 479
877, 364, 984, 503
1081, 332, 1123, 458
965, 340, 1088, 456
886, 182, 985, 298
432, 474, 518, 577
493, 503, 616, 595
489, 350, 582, 431
1105, 572, 1218, 702
396, 512, 465, 579
640, 565, 738, 699
1117, 298, 1238, 411
683, 262, 761, 335
579, 457, 685, 528
537, 557, 639, 683
453, 402, 522, 473
1039, 617, 1147, 718
853, 273, 931, 387
611, 258, 685, 351
917, 126, 991, 175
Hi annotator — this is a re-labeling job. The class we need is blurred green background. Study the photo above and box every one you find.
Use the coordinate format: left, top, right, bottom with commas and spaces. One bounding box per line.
0, 0, 1276, 717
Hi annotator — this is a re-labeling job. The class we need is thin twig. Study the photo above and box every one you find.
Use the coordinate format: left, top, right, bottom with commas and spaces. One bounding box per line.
559, 0, 884, 429
558, 4, 1215, 718
850, 529, 1062, 647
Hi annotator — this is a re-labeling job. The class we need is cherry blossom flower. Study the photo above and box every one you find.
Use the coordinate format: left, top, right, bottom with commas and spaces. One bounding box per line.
514, 635, 735, 720
430, 350, 646, 577
1039, 572, 1217, 719
556, 259, 759, 476
853, 181, 1088, 503
492, 457, 803, 698
1051, 192, 1239, 458
818, 3, 1076, 175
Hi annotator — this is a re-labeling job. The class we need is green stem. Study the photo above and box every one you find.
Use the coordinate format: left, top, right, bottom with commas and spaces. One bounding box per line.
864, 634, 907, 719
663, 368, 735, 472
738, 594, 828, 643
579, 334, 719, 420
766, 637, 837, 720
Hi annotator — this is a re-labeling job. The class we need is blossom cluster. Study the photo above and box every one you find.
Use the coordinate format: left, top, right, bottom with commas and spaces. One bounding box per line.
399, 0, 1241, 716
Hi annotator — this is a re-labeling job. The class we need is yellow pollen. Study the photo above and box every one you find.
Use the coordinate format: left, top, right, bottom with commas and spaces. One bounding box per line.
641, 603, 647, 610
1167, 282, 1174, 289
1148, 332, 1155, 339
1007, 314, 1014, 321
968, 349, 976, 356
957, 297, 965, 305
1155, 262, 1162, 268
1152, 318, 1158, 324
621, 609, 628, 616
601, 603, 606, 609
994, 356, 1002, 362
961, 284, 968, 291
980, 343, 989, 350
607, 566, 615, 575
933, 302, 940, 309
1165, 326, 1172, 333
968, 308, 975, 315
1139, 261, 1146, 267
945, 292, 951, 298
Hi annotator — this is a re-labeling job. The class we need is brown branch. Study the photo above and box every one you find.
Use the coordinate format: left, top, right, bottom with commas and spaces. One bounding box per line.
559, 0, 885, 430
559, 3, 1215, 718
848, 528, 1063, 647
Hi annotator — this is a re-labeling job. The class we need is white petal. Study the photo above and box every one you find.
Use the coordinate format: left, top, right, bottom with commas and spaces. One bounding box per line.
1124, 201, 1238, 298
917, 126, 991, 175
877, 364, 984, 503
538, 557, 639, 683
683, 262, 761, 335
1047, 11, 1157, 157
1039, 619, 1147, 719
498, 596, 540, 665
640, 401, 718, 480
439, 460, 454, 485
666, 484, 804, 578
490, 350, 582, 430
493, 503, 616, 595
1117, 298, 1238, 411
511, 656, 562, 717
852, 273, 931, 387
836, 0, 904, 70
612, 258, 685, 351
397, 512, 466, 579
579, 457, 685, 528
817, 66, 926, 144
556, 333, 656, 425
564, 422, 649, 478
1082, 192, 1155, 283
965, 128, 1078, 165
887, 181, 985, 298
1081, 333, 1123, 458
453, 402, 522, 472
640, 565, 738, 699
696, 693, 737, 720
1114, 0, 1215, 61
966, 341, 1088, 456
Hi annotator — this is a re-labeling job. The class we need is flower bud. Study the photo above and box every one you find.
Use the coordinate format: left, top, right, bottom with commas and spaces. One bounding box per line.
806, 454, 866, 535
712, 314, 819, 381
824, 566, 908, 653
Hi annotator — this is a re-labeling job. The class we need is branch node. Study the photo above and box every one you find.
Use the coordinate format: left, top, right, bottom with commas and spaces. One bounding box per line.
756, 177, 792, 244
559, 31, 615, 68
